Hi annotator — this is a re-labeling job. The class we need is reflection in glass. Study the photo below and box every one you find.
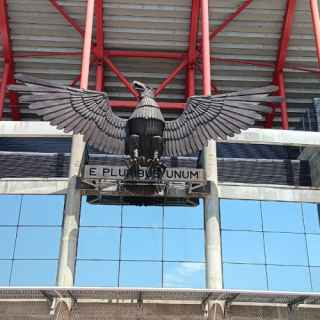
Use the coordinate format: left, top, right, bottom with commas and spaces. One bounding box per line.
164, 201, 203, 228
223, 263, 267, 290
80, 198, 121, 227
164, 229, 205, 262
163, 262, 205, 288
121, 228, 162, 261
267, 265, 311, 292
220, 199, 262, 231
222, 231, 265, 264
15, 227, 61, 259
0, 260, 11, 286
119, 261, 162, 287
310, 267, 320, 291
306, 234, 320, 266
261, 201, 304, 233
11, 260, 58, 286
303, 203, 320, 234
75, 260, 118, 287
264, 233, 308, 266
123, 206, 162, 227
20, 195, 64, 226
77, 227, 120, 260
0, 195, 21, 225
0, 227, 17, 259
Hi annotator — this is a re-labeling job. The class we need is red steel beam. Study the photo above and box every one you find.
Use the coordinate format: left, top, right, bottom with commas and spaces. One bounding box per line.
155, 60, 188, 96
274, 0, 297, 74
0, 0, 20, 120
186, 0, 201, 97
209, 0, 253, 40
310, 0, 320, 66
103, 56, 138, 98
95, 0, 105, 91
266, 0, 296, 129
107, 50, 184, 60
0, 63, 10, 119
49, 0, 85, 38
277, 72, 289, 130
201, 0, 212, 96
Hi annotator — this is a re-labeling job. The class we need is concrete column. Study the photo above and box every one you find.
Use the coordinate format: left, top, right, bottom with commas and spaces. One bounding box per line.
57, 135, 86, 286
204, 140, 223, 289
57, 0, 95, 288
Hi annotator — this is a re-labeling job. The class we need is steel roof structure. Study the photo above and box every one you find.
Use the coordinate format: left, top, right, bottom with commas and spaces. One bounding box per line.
1, 0, 320, 129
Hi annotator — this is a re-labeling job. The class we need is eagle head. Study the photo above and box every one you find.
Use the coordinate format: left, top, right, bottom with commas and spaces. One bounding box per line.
133, 81, 155, 98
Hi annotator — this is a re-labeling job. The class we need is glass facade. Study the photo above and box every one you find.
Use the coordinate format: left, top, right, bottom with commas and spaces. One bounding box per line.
0, 194, 319, 291
0, 195, 64, 286
221, 200, 320, 292
75, 198, 205, 288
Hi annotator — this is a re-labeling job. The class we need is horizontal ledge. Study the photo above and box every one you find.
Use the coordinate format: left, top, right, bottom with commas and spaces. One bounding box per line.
1, 122, 320, 148
0, 178, 69, 194
219, 182, 320, 203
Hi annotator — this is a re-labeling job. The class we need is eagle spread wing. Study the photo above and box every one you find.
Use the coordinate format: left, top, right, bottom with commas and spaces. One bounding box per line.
10, 74, 127, 154
163, 86, 280, 156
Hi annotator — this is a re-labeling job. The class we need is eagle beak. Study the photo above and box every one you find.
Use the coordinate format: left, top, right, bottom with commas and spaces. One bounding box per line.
133, 81, 146, 92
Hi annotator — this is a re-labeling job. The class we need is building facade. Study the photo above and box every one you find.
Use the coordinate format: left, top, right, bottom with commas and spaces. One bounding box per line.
1, 0, 320, 319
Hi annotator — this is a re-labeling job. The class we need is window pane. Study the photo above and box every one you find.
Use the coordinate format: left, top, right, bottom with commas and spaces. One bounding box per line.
78, 227, 120, 260
306, 234, 320, 266
164, 229, 204, 262
310, 267, 320, 291
223, 263, 267, 291
264, 233, 308, 266
0, 260, 11, 286
261, 201, 304, 233
0, 195, 21, 225
11, 260, 57, 286
20, 195, 64, 226
222, 231, 265, 264
119, 261, 161, 287
267, 266, 311, 292
75, 260, 118, 287
0, 227, 16, 259
80, 198, 121, 227
303, 203, 320, 234
15, 227, 61, 259
123, 206, 162, 227
121, 228, 162, 261
164, 201, 203, 228
163, 262, 205, 288
220, 200, 262, 231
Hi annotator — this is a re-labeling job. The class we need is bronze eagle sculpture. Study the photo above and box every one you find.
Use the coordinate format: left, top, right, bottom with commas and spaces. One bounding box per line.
10, 74, 279, 172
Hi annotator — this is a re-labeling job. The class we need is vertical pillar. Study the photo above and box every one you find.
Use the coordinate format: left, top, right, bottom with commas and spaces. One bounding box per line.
310, 0, 320, 66
57, 0, 95, 287
201, 0, 223, 290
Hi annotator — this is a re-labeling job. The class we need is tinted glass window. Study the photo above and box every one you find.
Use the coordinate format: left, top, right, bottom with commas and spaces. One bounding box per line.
119, 261, 162, 287
267, 265, 311, 292
223, 263, 267, 291
77, 227, 120, 260
75, 260, 118, 287
163, 262, 205, 288
121, 228, 162, 261
222, 231, 265, 264
220, 200, 262, 231
261, 201, 304, 233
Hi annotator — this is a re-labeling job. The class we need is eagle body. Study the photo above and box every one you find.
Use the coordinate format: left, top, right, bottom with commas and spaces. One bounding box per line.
10, 75, 281, 172
127, 94, 165, 160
